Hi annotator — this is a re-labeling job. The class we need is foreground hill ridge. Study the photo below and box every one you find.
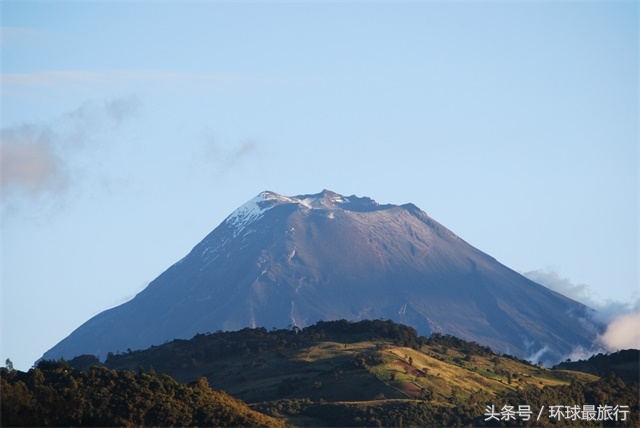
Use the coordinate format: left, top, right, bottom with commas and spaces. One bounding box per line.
43, 189, 601, 365
95, 320, 633, 401
18, 320, 639, 427
554, 349, 640, 384
0, 362, 285, 427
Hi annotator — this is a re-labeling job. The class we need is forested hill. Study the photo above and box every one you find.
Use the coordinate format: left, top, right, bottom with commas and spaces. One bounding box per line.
4, 320, 638, 427
0, 362, 284, 427
103, 319, 429, 372
554, 349, 639, 384
97, 319, 637, 427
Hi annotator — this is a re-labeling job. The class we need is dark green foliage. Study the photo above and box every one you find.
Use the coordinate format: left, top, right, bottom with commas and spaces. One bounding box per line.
11, 320, 637, 427
303, 319, 423, 348
68, 354, 101, 371
352, 351, 385, 369
554, 349, 639, 384
256, 394, 490, 427
0, 362, 283, 427
106, 319, 423, 373
254, 375, 640, 428
426, 333, 494, 357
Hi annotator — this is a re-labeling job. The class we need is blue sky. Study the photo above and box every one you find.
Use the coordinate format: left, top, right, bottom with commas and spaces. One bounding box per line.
1, 1, 638, 370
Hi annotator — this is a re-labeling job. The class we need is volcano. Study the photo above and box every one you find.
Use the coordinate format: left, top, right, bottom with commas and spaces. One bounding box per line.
42, 190, 601, 364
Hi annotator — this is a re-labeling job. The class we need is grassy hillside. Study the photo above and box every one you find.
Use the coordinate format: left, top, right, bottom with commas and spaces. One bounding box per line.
99, 320, 637, 426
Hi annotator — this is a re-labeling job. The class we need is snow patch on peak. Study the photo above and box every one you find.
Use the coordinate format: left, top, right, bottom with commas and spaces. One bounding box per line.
293, 190, 350, 209
225, 195, 270, 236
299, 198, 317, 209
224, 190, 374, 236
259, 191, 298, 204
259, 190, 351, 211
329, 194, 346, 203
287, 247, 297, 262
224, 191, 305, 236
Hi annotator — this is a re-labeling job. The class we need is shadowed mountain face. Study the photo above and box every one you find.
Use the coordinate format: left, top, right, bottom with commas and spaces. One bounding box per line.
42, 190, 601, 364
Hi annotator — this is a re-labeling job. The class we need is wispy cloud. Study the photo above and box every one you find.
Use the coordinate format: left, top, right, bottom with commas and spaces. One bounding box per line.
0, 26, 38, 47
524, 269, 592, 305
104, 97, 139, 125
1, 70, 302, 92
527, 345, 549, 364
0, 125, 66, 196
0, 96, 139, 200
524, 268, 640, 355
2, 71, 106, 87
59, 96, 140, 148
523, 268, 638, 321
229, 141, 258, 164
199, 134, 260, 175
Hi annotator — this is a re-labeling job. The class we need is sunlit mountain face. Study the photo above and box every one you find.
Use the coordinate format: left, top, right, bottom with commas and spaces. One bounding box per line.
42, 190, 602, 365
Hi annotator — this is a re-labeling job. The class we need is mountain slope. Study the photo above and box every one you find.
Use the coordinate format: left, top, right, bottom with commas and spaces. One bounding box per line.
42, 190, 601, 364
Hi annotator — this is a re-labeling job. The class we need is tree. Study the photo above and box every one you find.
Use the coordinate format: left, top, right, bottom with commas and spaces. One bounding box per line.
5, 358, 13, 371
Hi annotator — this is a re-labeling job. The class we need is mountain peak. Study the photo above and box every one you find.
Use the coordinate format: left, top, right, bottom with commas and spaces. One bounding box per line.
291, 189, 349, 209
42, 189, 601, 366
256, 189, 346, 206
236, 190, 366, 214
223, 190, 346, 236
225, 190, 413, 236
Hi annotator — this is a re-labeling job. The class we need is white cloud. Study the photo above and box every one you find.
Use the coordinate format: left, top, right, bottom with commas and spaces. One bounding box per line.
598, 313, 640, 351
563, 345, 598, 362
527, 345, 549, 364
524, 268, 640, 359
0, 126, 65, 196
0, 96, 139, 200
